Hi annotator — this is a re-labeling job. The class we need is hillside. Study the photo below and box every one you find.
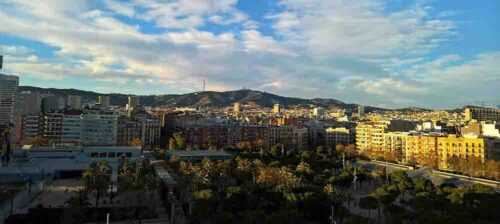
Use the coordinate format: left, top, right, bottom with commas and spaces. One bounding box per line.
18, 86, 386, 111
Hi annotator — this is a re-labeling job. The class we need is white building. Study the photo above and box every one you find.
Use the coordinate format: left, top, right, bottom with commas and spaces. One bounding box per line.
273, 104, 281, 114
233, 102, 241, 114
481, 121, 500, 138
312, 107, 325, 119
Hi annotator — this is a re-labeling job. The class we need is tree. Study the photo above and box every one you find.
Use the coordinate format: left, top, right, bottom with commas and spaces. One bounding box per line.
270, 145, 281, 157
345, 144, 357, 158
25, 136, 49, 147
484, 160, 500, 180
168, 132, 186, 150
316, 146, 326, 160
371, 184, 399, 221
390, 171, 414, 201
447, 156, 461, 172
130, 138, 142, 147
296, 161, 312, 175
335, 144, 345, 155
169, 138, 176, 150
413, 177, 435, 193
83, 161, 111, 208
418, 150, 438, 169
300, 150, 311, 161
174, 133, 186, 149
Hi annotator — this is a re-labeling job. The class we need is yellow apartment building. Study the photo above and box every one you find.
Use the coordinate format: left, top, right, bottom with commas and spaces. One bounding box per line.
437, 135, 486, 170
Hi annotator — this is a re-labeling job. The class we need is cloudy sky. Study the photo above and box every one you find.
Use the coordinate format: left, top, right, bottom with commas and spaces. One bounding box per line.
0, 0, 499, 109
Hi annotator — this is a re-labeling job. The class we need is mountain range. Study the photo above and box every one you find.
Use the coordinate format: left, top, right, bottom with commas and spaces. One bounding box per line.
19, 86, 414, 112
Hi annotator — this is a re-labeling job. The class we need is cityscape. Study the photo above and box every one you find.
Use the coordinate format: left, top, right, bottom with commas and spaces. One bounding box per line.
1, 1, 500, 224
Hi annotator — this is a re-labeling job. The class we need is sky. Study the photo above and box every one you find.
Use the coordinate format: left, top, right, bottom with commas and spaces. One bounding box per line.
0, 0, 499, 109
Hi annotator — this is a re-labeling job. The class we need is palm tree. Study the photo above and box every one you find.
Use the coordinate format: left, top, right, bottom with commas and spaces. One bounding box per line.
371, 184, 399, 223
83, 161, 112, 208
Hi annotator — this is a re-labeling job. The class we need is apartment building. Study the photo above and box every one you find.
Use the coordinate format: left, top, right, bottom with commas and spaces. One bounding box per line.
437, 135, 486, 170
465, 107, 500, 122
81, 112, 119, 146
355, 121, 389, 152
325, 127, 353, 147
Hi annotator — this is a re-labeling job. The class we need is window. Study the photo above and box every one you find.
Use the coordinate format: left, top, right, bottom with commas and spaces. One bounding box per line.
91, 152, 98, 158
126, 152, 132, 158
99, 152, 107, 158
108, 152, 116, 158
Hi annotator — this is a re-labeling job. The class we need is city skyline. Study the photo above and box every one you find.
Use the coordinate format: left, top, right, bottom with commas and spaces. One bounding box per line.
0, 0, 499, 109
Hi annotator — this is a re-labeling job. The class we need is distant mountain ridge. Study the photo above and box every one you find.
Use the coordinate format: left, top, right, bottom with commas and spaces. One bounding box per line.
19, 86, 388, 111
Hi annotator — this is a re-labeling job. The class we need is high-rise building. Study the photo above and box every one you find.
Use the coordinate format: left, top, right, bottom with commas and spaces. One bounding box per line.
0, 73, 19, 127
42, 95, 63, 113
67, 95, 82, 110
312, 107, 325, 119
233, 102, 240, 114
137, 115, 161, 149
117, 117, 141, 146
358, 105, 365, 117
126, 96, 140, 118
464, 107, 500, 121
98, 95, 110, 108
273, 104, 281, 114
17, 91, 41, 115
127, 96, 139, 109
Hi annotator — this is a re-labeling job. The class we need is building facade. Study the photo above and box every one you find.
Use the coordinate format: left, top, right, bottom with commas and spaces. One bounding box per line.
81, 112, 119, 146
0, 73, 19, 128
326, 127, 353, 147
355, 121, 388, 152
465, 107, 500, 122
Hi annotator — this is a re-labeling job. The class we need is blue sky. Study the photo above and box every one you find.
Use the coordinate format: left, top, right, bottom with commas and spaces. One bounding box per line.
0, 0, 498, 109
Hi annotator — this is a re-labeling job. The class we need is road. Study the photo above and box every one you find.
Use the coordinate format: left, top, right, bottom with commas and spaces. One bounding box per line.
355, 159, 500, 190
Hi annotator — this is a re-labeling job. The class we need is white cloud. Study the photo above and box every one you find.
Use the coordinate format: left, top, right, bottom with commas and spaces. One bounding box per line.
242, 30, 297, 56
166, 30, 236, 49
132, 0, 244, 29
270, 0, 456, 58
0, 0, 496, 108
105, 0, 136, 17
